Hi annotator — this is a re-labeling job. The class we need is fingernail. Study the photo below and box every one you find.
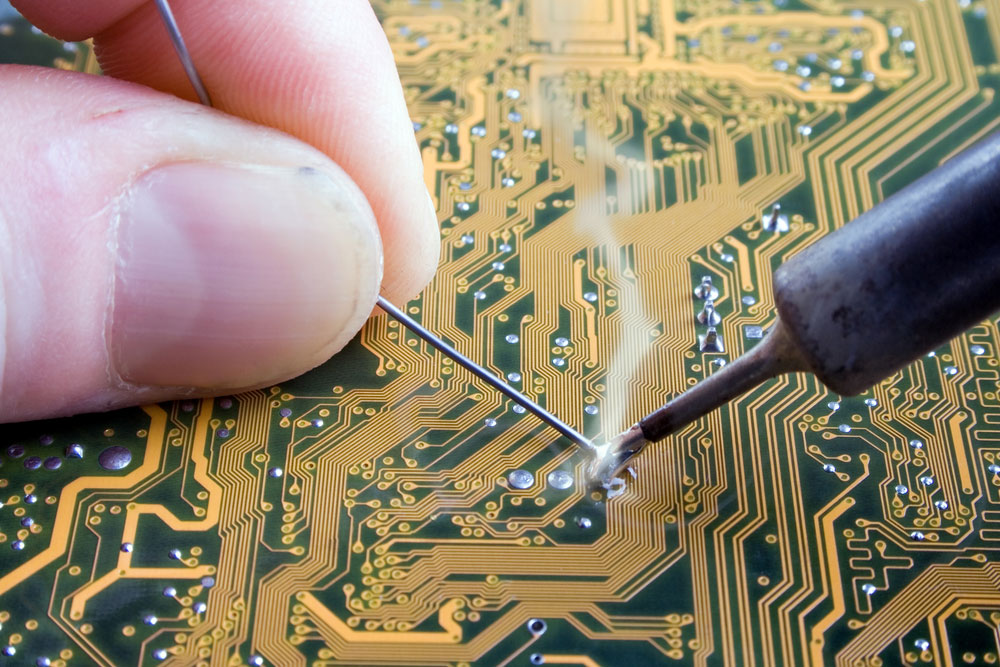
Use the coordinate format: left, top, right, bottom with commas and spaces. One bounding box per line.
110, 162, 381, 389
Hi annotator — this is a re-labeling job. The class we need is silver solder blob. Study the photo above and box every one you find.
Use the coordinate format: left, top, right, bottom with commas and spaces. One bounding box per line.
698, 300, 721, 326
508, 469, 535, 490
699, 328, 724, 353
694, 276, 718, 300
98, 446, 132, 471
604, 477, 626, 498
546, 470, 574, 490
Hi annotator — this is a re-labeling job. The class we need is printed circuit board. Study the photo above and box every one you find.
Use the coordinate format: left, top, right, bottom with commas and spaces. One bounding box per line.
2, 1, 1000, 665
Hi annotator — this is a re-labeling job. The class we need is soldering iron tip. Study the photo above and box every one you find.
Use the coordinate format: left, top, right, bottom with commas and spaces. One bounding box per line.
587, 424, 649, 487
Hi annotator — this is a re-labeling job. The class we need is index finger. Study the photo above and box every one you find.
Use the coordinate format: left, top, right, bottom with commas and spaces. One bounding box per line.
12, 0, 439, 303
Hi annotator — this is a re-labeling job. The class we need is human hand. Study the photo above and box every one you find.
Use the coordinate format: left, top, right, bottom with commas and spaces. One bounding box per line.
1, 0, 439, 422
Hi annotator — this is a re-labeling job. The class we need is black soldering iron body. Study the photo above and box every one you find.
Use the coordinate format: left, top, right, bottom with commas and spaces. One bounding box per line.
773, 131, 1000, 396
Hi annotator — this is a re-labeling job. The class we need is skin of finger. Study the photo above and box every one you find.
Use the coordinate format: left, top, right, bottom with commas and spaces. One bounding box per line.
13, 0, 440, 304
0, 66, 380, 422
10, 0, 142, 41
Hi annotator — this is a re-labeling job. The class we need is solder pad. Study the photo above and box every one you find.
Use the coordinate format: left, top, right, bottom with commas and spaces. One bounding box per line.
2, 1, 1000, 665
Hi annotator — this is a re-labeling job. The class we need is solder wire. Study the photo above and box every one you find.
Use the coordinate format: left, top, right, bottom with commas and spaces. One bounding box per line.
153, 0, 212, 106
151, 0, 595, 454
375, 297, 594, 451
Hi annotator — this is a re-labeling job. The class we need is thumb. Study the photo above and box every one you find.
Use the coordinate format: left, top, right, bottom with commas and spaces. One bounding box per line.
0, 66, 382, 422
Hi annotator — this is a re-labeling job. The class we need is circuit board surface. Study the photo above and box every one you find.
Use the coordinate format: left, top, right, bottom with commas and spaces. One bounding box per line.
2, 0, 1000, 664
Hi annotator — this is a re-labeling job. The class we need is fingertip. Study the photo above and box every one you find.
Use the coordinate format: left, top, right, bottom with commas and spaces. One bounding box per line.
380, 189, 441, 303
10, 0, 143, 41
110, 161, 382, 391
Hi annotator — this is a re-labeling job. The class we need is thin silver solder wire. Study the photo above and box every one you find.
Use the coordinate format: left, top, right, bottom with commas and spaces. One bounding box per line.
376, 297, 594, 451
150, 1, 595, 453
153, 0, 212, 106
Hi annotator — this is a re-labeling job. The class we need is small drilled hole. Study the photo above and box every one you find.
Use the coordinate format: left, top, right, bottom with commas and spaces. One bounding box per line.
527, 618, 546, 636
530, 654, 545, 665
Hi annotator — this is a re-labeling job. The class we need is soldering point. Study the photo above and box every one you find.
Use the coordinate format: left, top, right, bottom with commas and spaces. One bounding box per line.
699, 327, 725, 353
697, 300, 722, 326
587, 424, 649, 487
694, 276, 719, 300
763, 203, 789, 232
